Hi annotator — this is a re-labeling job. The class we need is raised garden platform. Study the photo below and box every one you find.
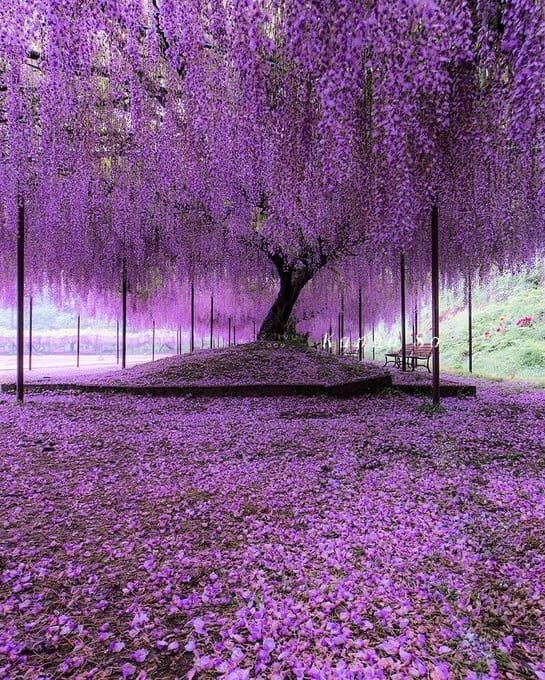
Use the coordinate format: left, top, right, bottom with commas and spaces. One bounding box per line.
0, 375, 393, 398
0, 344, 476, 398
394, 382, 476, 397
0, 377, 476, 398
390, 366, 477, 397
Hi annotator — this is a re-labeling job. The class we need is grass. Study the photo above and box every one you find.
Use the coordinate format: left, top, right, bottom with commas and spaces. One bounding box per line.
380, 261, 545, 383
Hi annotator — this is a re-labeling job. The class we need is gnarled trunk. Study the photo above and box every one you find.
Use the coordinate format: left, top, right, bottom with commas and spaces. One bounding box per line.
258, 267, 310, 340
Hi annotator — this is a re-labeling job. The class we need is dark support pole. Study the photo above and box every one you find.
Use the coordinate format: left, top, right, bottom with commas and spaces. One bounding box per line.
467, 271, 473, 374
28, 296, 33, 371
116, 320, 120, 364
210, 295, 214, 349
358, 286, 363, 362
76, 315, 81, 368
340, 294, 345, 356
431, 205, 441, 405
400, 252, 407, 371
228, 317, 232, 347
152, 320, 155, 361
372, 325, 375, 361
414, 303, 418, 345
121, 267, 127, 369
233, 324, 236, 346
190, 282, 195, 353
16, 196, 24, 404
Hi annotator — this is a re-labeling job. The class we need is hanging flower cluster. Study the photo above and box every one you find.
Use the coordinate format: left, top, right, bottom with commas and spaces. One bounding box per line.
0, 1, 543, 332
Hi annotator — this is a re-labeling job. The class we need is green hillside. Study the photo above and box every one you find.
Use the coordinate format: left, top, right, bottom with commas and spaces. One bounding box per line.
440, 265, 545, 381
381, 263, 545, 382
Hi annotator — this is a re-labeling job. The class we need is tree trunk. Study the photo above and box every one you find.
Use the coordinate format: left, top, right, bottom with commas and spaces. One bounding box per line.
258, 268, 310, 340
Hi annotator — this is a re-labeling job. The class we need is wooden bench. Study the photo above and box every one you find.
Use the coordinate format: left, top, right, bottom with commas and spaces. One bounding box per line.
384, 344, 434, 372
408, 343, 433, 372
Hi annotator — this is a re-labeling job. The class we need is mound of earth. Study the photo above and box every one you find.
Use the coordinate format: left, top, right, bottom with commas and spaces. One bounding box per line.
85, 343, 387, 387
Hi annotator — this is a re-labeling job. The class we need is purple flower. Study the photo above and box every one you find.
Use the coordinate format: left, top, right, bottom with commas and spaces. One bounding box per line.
133, 648, 147, 663
121, 663, 136, 678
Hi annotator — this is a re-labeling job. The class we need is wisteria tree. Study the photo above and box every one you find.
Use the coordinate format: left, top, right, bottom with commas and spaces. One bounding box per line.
0, 0, 543, 337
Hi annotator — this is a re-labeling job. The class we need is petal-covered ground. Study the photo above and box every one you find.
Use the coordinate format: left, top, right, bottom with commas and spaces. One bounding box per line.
23, 344, 387, 388
1, 383, 544, 679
